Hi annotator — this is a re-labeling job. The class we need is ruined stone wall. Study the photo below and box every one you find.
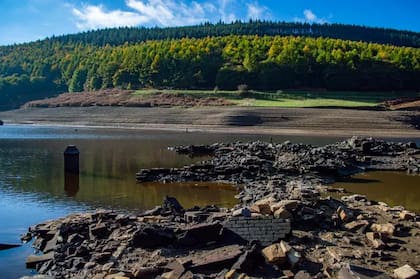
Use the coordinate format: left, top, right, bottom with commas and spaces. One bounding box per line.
223, 216, 291, 246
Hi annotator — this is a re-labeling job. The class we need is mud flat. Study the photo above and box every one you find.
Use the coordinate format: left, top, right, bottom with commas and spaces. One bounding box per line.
21, 137, 420, 278
0, 107, 419, 137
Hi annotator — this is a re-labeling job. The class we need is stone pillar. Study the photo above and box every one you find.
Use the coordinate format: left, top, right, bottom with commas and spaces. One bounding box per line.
64, 145, 79, 174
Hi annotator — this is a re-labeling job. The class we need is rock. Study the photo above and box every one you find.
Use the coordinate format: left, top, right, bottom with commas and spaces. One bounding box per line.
0, 243, 21, 251
0, 120, 3, 125
261, 243, 286, 265
43, 232, 59, 253
162, 196, 184, 215
132, 266, 162, 278
338, 264, 391, 279
270, 200, 300, 212
344, 220, 369, 232
164, 260, 186, 279
26, 252, 55, 269
131, 226, 175, 248
177, 222, 222, 247
224, 270, 250, 279
231, 244, 263, 274
371, 223, 395, 237
400, 211, 416, 221
294, 271, 312, 279
90, 223, 110, 239
273, 208, 292, 219
184, 211, 210, 223
337, 206, 354, 223
250, 199, 272, 215
393, 265, 418, 279
280, 241, 301, 267
366, 232, 385, 249
188, 245, 243, 272
232, 208, 251, 218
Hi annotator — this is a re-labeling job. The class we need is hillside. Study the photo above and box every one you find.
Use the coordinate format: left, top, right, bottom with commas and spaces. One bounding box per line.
1, 22, 420, 110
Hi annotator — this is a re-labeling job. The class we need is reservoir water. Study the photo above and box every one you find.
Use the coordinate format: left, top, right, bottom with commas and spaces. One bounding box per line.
0, 124, 419, 278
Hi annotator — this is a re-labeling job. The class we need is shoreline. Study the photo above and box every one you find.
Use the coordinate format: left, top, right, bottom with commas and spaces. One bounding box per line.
21, 137, 420, 278
0, 106, 419, 138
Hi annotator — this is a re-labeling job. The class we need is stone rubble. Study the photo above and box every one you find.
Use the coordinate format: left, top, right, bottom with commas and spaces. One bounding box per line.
21, 137, 420, 278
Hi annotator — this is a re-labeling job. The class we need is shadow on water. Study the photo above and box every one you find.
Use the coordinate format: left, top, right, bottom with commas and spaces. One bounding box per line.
336, 177, 381, 184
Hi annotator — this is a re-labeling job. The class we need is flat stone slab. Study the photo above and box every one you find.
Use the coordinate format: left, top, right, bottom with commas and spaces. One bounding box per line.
184, 245, 243, 272
26, 252, 55, 269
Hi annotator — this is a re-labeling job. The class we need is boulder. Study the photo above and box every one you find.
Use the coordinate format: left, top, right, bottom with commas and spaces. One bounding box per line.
344, 220, 369, 232
399, 211, 416, 221
273, 208, 292, 219
393, 265, 418, 279
261, 243, 286, 265
371, 223, 395, 237
0, 120, 3, 126
251, 199, 272, 215
366, 232, 385, 249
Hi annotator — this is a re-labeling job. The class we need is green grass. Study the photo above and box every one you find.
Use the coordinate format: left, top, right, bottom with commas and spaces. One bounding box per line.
133, 89, 419, 108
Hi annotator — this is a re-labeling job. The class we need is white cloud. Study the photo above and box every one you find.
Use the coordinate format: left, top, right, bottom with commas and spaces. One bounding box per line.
294, 9, 328, 24
72, 5, 147, 29
126, 0, 209, 26
71, 0, 272, 30
218, 0, 236, 23
247, 2, 270, 20
303, 9, 316, 22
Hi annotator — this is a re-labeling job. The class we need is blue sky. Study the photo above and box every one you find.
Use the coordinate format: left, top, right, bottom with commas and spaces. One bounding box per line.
0, 0, 419, 46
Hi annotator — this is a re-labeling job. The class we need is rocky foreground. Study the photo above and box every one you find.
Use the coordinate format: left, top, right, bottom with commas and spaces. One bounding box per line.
22, 137, 420, 279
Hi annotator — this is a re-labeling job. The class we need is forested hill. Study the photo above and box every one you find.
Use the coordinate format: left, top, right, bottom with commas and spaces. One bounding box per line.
1, 23, 420, 110
3, 21, 420, 49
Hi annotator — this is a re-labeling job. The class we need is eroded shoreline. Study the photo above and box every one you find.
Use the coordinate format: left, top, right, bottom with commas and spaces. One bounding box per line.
20, 137, 420, 279
1, 107, 419, 138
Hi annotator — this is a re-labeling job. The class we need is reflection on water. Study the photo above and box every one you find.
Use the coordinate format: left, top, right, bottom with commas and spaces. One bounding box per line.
333, 171, 420, 213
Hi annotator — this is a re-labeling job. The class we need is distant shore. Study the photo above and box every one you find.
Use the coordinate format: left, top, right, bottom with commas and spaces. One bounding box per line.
0, 106, 419, 138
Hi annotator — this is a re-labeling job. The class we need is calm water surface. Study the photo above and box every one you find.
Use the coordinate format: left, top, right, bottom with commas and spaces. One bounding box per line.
0, 124, 418, 278
333, 171, 420, 213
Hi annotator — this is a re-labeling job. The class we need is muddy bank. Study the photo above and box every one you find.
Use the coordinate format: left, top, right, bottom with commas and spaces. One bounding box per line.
21, 137, 420, 278
1, 107, 420, 137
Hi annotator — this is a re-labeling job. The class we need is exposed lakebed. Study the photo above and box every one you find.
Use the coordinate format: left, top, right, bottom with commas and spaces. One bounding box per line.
0, 124, 419, 277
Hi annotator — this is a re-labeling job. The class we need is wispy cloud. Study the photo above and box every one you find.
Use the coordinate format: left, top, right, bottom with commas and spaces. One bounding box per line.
72, 5, 147, 29
71, 0, 271, 30
294, 9, 328, 24
247, 2, 270, 20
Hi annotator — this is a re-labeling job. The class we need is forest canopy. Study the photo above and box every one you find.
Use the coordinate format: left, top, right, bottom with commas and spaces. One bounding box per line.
1, 21, 420, 109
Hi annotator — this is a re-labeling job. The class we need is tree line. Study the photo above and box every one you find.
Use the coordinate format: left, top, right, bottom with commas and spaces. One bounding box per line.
2, 21, 419, 49
0, 34, 419, 109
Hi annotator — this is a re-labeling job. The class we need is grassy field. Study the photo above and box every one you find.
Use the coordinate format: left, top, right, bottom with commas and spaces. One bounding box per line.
133, 89, 419, 108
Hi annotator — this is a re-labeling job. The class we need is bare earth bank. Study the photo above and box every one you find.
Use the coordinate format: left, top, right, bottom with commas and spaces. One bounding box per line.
0, 107, 419, 137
